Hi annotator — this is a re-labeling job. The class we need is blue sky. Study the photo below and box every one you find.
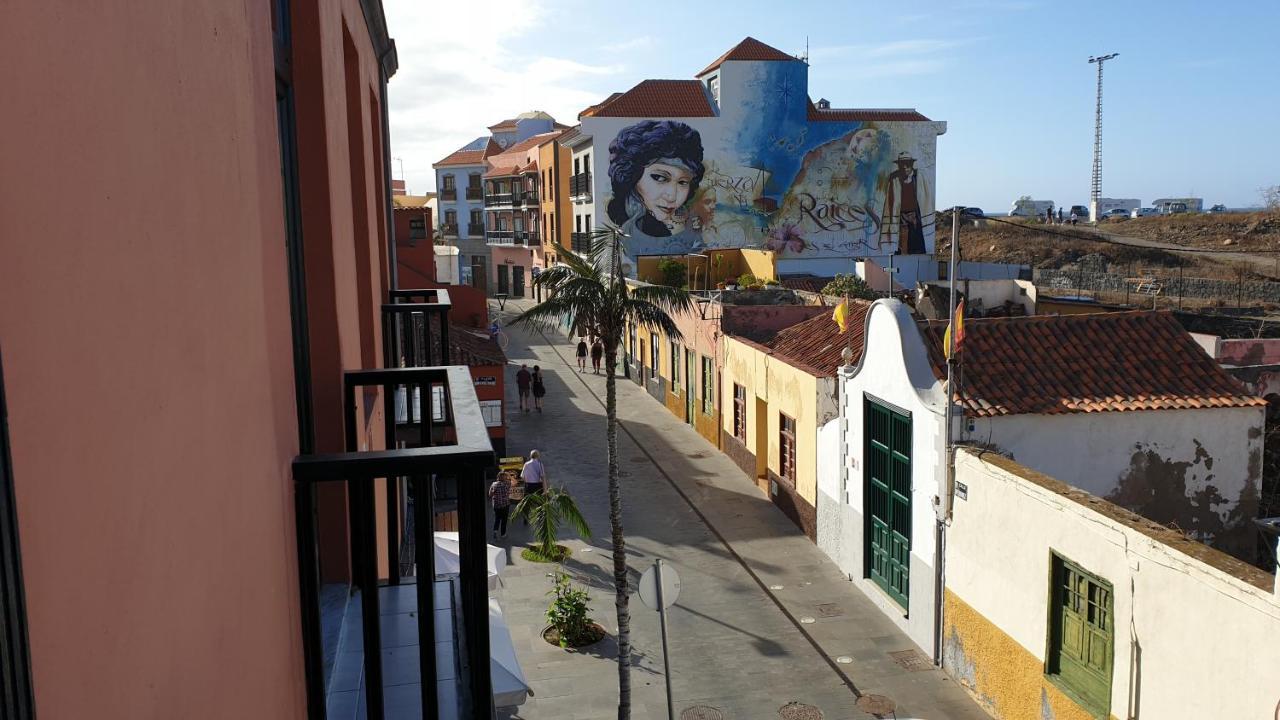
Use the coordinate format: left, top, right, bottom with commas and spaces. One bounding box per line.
385, 0, 1279, 211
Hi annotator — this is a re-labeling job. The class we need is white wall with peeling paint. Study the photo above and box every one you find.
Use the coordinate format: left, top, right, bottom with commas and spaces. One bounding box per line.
971, 406, 1264, 556
945, 449, 1280, 719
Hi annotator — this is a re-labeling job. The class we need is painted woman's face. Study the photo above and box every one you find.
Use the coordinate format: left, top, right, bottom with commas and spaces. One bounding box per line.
635, 161, 693, 225
847, 129, 879, 161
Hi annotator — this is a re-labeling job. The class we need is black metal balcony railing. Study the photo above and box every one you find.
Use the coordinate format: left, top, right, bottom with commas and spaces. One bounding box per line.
523, 191, 539, 205
465, 186, 483, 201
483, 193, 513, 207
569, 173, 591, 198
293, 286, 497, 720
571, 231, 591, 253
440, 188, 457, 201
440, 223, 459, 236
486, 229, 516, 245
515, 230, 539, 245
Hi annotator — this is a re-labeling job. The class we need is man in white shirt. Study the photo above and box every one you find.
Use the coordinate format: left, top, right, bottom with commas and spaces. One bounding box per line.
520, 449, 546, 498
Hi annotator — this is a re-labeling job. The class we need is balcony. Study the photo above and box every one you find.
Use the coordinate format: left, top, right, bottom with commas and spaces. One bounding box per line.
465, 186, 483, 201
465, 223, 484, 238
569, 173, 591, 200
440, 223, 459, 237
440, 188, 457, 202
522, 191, 539, 205
570, 232, 591, 253
515, 230, 539, 245
485, 229, 516, 246
483, 193, 513, 207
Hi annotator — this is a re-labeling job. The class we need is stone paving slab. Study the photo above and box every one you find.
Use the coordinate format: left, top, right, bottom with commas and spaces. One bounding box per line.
492, 300, 988, 720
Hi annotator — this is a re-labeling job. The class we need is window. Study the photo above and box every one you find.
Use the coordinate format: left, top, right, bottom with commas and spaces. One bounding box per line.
1047, 554, 1114, 714
574, 157, 580, 174
585, 213, 592, 232
733, 384, 746, 440
701, 355, 714, 414
584, 152, 590, 168
627, 324, 636, 363
430, 384, 447, 422
444, 209, 456, 225
779, 413, 797, 481
409, 216, 426, 240
650, 338, 660, 378
469, 209, 482, 231
707, 75, 720, 104
670, 340, 680, 388
575, 214, 582, 232
468, 173, 480, 189
442, 174, 455, 190
479, 400, 503, 428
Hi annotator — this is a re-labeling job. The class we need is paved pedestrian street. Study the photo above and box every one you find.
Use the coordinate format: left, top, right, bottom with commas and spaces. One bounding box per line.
492, 301, 989, 720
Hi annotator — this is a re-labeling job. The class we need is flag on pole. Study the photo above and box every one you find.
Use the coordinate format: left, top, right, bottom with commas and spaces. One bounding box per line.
832, 299, 849, 334
944, 300, 966, 359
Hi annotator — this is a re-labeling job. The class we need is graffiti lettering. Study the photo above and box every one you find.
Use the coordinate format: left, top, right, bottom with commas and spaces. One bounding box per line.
796, 192, 873, 233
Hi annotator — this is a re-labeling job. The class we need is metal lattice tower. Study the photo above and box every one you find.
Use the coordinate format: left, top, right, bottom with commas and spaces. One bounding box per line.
1088, 53, 1118, 210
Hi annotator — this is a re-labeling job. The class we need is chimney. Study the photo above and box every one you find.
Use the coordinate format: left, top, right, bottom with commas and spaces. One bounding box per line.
816, 98, 831, 110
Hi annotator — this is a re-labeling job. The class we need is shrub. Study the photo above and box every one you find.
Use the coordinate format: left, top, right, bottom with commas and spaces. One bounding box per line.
656, 258, 687, 288
546, 571, 595, 648
820, 273, 879, 300
737, 272, 757, 288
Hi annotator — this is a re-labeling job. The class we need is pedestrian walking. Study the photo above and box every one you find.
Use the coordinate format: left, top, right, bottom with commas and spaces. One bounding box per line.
516, 364, 532, 413
532, 365, 546, 412
488, 473, 511, 539
521, 450, 546, 499
590, 338, 603, 374
1057, 207, 1064, 224
575, 337, 588, 372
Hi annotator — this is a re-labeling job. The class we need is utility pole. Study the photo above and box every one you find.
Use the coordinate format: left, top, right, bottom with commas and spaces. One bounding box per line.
1088, 53, 1118, 222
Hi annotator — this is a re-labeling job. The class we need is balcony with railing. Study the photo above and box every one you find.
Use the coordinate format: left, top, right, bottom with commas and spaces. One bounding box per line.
569, 173, 591, 200
483, 192, 513, 207
522, 190, 539, 205
440, 188, 457, 202
465, 223, 484, 238
440, 223, 459, 237
465, 186, 483, 201
485, 229, 516, 246
292, 288, 515, 719
570, 231, 591, 253
515, 230, 539, 245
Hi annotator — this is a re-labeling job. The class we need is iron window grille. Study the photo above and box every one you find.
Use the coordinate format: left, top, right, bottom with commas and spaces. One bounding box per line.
733, 384, 747, 440
779, 413, 797, 481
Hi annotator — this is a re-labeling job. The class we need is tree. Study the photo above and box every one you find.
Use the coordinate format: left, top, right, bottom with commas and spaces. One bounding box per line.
820, 273, 879, 301
512, 229, 692, 719
1263, 185, 1280, 213
512, 485, 590, 562
655, 257, 687, 288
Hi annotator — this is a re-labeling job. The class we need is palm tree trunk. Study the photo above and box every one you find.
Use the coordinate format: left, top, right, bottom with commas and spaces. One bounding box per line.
605, 348, 631, 719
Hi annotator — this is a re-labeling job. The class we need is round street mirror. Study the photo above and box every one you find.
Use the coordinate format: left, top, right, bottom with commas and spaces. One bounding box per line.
637, 561, 681, 610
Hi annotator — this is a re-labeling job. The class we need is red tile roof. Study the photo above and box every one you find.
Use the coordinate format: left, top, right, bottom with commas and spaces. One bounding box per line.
449, 325, 507, 367
918, 311, 1266, 417
780, 276, 833, 293
579, 92, 624, 119
483, 165, 520, 178
807, 101, 931, 122
434, 148, 487, 167
488, 118, 518, 130
698, 37, 800, 76
767, 302, 871, 377
584, 80, 715, 118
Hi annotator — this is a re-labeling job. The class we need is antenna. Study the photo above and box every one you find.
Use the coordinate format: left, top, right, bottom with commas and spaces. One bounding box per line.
1087, 53, 1119, 221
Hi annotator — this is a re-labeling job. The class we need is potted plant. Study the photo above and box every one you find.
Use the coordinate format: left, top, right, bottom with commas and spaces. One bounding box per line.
512, 485, 590, 563
542, 571, 606, 649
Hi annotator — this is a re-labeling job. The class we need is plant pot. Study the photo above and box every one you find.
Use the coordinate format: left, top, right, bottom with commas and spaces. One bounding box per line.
542, 622, 607, 650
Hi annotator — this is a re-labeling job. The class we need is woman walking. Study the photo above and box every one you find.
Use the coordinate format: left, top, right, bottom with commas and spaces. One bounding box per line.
532, 365, 546, 412
590, 338, 603, 374
575, 337, 588, 372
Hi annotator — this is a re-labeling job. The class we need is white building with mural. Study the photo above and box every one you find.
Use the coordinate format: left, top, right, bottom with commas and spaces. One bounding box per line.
572, 37, 948, 281
816, 302, 1266, 656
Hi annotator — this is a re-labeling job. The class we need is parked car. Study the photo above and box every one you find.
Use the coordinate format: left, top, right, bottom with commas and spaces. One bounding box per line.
1130, 207, 1159, 218
962, 206, 985, 218
1105, 208, 1129, 219
1069, 205, 1089, 219
1208, 204, 1228, 214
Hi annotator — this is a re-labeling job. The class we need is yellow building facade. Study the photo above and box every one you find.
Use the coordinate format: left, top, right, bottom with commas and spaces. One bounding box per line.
536, 134, 572, 266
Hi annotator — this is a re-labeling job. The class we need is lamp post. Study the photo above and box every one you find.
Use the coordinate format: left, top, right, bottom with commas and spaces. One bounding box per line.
1088, 53, 1119, 222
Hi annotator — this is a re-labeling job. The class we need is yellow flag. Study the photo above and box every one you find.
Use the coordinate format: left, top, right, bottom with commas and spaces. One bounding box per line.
944, 300, 965, 359
832, 299, 849, 334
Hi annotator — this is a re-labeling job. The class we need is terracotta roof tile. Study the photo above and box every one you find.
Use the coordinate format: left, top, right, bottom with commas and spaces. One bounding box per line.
807, 101, 930, 122
767, 302, 871, 377
780, 276, 832, 293
917, 311, 1266, 417
434, 148, 487, 167
448, 325, 507, 367
585, 80, 714, 118
579, 92, 624, 119
556, 125, 582, 144
483, 165, 520, 178
488, 118, 518, 130
698, 37, 800, 76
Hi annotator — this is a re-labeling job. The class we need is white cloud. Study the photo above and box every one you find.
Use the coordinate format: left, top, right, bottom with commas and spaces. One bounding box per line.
600, 36, 655, 54
383, 0, 623, 194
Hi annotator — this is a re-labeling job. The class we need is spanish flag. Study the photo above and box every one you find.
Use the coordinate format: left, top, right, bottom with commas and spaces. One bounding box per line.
832, 299, 849, 334
944, 300, 965, 359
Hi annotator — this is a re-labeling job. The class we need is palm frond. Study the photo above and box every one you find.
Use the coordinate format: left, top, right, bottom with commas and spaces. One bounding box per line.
551, 492, 591, 539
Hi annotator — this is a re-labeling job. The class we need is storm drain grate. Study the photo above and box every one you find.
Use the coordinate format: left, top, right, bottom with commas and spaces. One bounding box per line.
815, 603, 844, 618
888, 648, 932, 671
855, 694, 897, 716
680, 706, 725, 720
778, 701, 823, 720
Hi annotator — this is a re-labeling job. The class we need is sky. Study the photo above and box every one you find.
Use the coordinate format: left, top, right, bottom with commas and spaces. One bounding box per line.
384, 0, 1280, 212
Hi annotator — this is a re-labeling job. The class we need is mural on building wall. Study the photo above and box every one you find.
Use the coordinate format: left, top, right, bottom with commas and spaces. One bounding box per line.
601, 65, 940, 265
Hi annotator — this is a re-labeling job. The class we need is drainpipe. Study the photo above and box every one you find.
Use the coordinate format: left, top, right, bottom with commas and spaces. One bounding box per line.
378, 56, 399, 293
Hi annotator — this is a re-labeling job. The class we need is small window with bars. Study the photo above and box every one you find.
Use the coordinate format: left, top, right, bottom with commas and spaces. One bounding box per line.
733, 384, 746, 440
779, 413, 797, 481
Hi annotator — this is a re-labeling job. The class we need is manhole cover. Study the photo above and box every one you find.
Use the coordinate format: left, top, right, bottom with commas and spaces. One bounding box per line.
855, 694, 896, 715
888, 649, 932, 671
816, 603, 844, 618
778, 701, 823, 720
681, 706, 724, 720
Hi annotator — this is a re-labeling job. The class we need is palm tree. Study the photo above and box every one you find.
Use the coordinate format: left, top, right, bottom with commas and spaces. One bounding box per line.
512, 485, 590, 561
512, 228, 692, 719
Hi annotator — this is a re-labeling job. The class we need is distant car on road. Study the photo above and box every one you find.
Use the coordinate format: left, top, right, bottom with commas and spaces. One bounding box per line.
1130, 207, 1159, 218
1069, 205, 1089, 220
1208, 204, 1228, 214
1105, 208, 1129, 219
961, 207, 985, 218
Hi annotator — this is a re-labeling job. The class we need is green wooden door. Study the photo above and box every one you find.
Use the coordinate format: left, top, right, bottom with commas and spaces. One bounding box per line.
1049, 556, 1113, 712
865, 399, 911, 608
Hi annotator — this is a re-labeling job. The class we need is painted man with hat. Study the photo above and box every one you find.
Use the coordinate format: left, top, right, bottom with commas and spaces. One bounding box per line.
879, 151, 928, 255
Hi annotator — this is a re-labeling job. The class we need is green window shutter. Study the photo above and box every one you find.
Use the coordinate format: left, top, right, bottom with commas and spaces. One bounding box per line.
1047, 555, 1113, 715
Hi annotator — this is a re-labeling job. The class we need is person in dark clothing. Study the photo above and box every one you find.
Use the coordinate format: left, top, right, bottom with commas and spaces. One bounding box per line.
531, 365, 546, 412
590, 339, 603, 374
488, 474, 511, 539
516, 364, 531, 413
575, 338, 588, 372
880, 152, 927, 255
